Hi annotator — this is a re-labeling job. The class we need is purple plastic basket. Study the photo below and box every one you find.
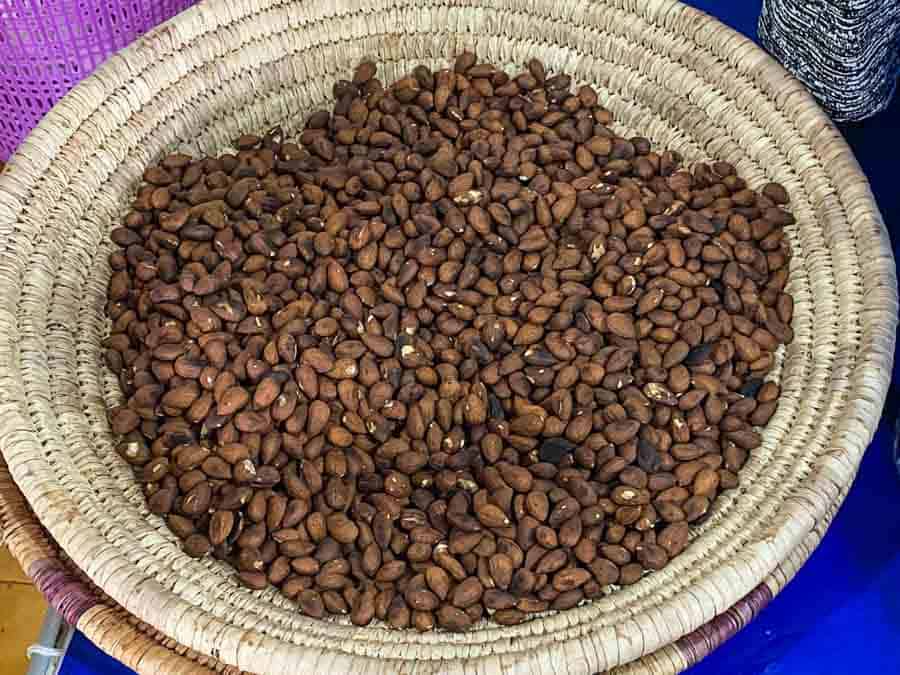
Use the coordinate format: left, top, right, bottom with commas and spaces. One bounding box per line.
0, 0, 197, 160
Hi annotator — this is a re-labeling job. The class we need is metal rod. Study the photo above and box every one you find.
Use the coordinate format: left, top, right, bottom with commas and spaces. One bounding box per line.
26, 608, 69, 675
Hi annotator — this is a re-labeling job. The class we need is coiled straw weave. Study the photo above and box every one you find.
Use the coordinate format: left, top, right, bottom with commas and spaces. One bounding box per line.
0, 0, 895, 673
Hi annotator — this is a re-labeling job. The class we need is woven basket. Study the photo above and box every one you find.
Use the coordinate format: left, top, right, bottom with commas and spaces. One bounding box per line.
0, 0, 895, 673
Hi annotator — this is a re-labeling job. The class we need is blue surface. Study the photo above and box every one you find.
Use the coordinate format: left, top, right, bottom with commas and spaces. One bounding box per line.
61, 632, 131, 675
58, 2, 900, 674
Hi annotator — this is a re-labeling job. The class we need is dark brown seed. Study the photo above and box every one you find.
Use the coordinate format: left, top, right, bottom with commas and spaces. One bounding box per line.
762, 182, 789, 204
539, 438, 575, 464
605, 420, 640, 444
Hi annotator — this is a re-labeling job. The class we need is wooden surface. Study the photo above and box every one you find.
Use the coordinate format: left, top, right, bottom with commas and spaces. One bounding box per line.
0, 546, 46, 675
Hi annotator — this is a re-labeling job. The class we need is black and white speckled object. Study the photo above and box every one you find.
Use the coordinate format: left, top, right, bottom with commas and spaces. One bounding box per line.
759, 0, 900, 122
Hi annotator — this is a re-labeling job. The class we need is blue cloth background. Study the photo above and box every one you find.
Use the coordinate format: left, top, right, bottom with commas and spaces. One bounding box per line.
58, 2, 900, 673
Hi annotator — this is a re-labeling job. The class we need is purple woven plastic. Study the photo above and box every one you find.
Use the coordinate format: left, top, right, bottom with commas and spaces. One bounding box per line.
0, 0, 197, 160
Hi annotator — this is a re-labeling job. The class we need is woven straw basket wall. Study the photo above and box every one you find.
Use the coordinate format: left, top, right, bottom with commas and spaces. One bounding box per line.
0, 0, 895, 673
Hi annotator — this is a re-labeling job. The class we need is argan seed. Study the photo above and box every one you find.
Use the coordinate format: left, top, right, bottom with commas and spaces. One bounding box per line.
106, 54, 793, 634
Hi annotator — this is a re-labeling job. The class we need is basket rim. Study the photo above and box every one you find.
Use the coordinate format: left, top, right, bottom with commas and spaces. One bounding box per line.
0, 0, 895, 673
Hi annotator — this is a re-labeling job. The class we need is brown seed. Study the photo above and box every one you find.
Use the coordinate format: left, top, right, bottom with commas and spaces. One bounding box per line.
451, 577, 484, 608
489, 553, 514, 590
510, 414, 545, 437
475, 503, 510, 528
552, 589, 584, 610
683, 495, 711, 522
636, 543, 669, 570
183, 534, 212, 558
658, 522, 690, 557
218, 387, 250, 416
762, 182, 789, 204
406, 589, 440, 611
750, 400, 778, 426
110, 407, 141, 435
619, 563, 644, 585
376, 559, 407, 583
174, 445, 209, 472
692, 468, 720, 497
552, 567, 591, 592
437, 605, 473, 632
728, 429, 762, 450
326, 425, 353, 448
305, 400, 329, 436
498, 463, 533, 492
239, 571, 268, 590
426, 566, 451, 600
588, 558, 620, 586
326, 513, 359, 543
322, 590, 348, 615
384, 598, 410, 629
493, 608, 527, 625
482, 589, 517, 611
733, 333, 762, 363
299, 590, 325, 618
208, 510, 235, 546
605, 420, 640, 444
607, 313, 636, 339
535, 549, 567, 575
167, 514, 196, 539
147, 487, 176, 515
292, 557, 320, 576
181, 481, 211, 516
